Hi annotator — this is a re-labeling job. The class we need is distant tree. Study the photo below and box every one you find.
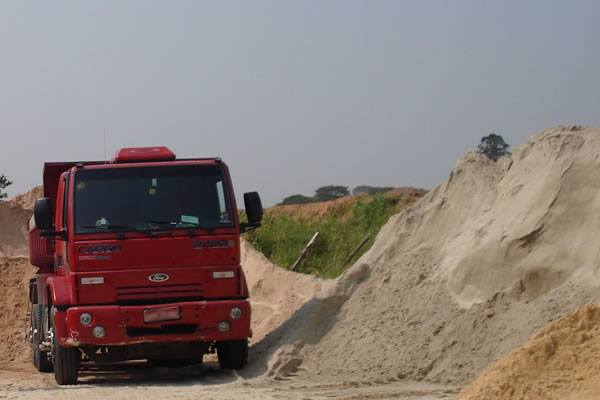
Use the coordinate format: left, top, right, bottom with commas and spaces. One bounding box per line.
0, 173, 12, 199
314, 185, 349, 202
352, 185, 395, 196
278, 194, 315, 206
477, 134, 511, 161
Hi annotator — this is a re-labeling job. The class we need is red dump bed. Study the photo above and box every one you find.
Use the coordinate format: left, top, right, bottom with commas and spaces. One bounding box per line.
28, 218, 54, 272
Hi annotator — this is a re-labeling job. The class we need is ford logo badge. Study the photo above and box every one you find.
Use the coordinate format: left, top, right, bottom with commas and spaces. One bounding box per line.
148, 273, 169, 283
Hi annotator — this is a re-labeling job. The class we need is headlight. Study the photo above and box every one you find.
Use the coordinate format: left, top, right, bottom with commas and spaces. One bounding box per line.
217, 321, 231, 332
229, 307, 242, 320
79, 313, 93, 326
92, 326, 106, 338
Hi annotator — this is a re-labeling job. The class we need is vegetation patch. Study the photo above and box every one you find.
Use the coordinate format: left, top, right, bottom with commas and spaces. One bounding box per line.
244, 191, 424, 278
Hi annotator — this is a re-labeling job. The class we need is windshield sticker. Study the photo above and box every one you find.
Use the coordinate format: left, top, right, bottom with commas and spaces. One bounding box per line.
220, 212, 231, 223
181, 215, 199, 224
76, 181, 86, 190
95, 217, 109, 228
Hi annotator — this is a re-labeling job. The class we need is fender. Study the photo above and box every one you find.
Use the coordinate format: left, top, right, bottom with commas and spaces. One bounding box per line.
47, 276, 72, 306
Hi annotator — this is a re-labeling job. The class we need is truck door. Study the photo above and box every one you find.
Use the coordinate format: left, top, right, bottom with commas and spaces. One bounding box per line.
54, 172, 69, 272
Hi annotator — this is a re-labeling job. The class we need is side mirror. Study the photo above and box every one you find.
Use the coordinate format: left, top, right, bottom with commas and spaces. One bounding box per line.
241, 192, 263, 233
244, 192, 263, 224
34, 198, 53, 230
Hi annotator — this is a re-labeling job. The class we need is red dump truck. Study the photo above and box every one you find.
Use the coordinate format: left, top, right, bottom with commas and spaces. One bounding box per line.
27, 146, 262, 385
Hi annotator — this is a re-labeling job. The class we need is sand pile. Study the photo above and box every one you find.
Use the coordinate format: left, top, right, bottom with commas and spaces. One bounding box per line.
240, 239, 324, 344
0, 256, 36, 369
457, 304, 600, 400
0, 194, 38, 368
0, 200, 31, 258
254, 126, 600, 386
8, 186, 43, 210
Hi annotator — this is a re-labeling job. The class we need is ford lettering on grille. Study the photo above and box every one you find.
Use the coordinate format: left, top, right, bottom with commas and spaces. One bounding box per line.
148, 273, 169, 283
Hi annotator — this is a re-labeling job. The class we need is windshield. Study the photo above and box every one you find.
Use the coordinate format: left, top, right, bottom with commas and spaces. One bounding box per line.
73, 164, 234, 234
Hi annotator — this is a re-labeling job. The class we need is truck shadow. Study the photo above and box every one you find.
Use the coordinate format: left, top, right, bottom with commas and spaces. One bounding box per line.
77, 361, 239, 386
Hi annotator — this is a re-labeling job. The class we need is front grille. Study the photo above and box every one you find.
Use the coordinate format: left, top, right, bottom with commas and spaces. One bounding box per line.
116, 284, 202, 302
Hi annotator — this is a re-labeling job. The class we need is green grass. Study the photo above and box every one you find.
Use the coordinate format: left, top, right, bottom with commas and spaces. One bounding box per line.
243, 194, 401, 278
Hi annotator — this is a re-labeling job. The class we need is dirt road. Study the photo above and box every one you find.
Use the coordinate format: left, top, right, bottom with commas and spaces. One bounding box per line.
0, 359, 459, 400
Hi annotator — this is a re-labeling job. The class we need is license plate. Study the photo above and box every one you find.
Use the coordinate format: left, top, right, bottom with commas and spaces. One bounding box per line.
143, 306, 181, 323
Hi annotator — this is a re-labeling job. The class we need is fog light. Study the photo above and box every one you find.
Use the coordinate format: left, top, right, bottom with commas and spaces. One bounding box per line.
92, 326, 106, 338
217, 320, 231, 332
213, 271, 235, 279
79, 313, 93, 326
81, 277, 104, 285
229, 307, 242, 320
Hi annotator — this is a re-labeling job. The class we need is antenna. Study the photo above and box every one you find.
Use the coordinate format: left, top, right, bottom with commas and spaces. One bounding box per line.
103, 128, 107, 163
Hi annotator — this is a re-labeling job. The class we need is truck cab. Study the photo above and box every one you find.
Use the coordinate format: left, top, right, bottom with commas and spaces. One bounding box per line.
27, 147, 262, 385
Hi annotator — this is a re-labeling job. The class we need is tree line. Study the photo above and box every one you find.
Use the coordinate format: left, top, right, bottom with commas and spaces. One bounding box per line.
278, 184, 396, 206
278, 134, 511, 206
0, 134, 510, 202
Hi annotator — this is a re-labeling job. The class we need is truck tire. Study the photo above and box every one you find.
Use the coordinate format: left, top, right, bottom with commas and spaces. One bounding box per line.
52, 326, 79, 385
31, 305, 53, 372
217, 339, 248, 370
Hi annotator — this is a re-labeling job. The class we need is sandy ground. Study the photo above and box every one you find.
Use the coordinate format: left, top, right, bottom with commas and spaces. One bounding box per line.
0, 361, 458, 400
2, 126, 600, 399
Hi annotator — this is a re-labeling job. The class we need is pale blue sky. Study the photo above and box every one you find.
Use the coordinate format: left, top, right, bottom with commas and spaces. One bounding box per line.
1, 1, 599, 206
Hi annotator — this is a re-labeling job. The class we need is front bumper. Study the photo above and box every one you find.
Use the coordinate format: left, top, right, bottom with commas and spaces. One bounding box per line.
54, 300, 251, 347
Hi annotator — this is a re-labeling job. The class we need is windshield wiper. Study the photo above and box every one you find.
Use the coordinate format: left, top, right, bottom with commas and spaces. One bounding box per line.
78, 224, 156, 236
143, 220, 216, 233
144, 220, 178, 226
78, 224, 133, 230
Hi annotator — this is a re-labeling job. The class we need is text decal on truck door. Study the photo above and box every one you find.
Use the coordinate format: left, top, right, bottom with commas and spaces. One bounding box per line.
78, 245, 122, 254
193, 240, 234, 249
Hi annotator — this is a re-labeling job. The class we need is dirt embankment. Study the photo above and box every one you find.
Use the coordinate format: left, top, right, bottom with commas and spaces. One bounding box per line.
269, 187, 426, 220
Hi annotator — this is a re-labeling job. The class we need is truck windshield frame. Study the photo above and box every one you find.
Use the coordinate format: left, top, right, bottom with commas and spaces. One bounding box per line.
73, 164, 234, 234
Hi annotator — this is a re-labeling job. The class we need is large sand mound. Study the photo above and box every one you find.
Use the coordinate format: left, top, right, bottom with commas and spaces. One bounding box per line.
253, 126, 600, 386
457, 304, 600, 400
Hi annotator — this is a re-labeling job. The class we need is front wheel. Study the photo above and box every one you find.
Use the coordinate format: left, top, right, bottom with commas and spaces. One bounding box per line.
217, 339, 248, 370
52, 327, 79, 385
